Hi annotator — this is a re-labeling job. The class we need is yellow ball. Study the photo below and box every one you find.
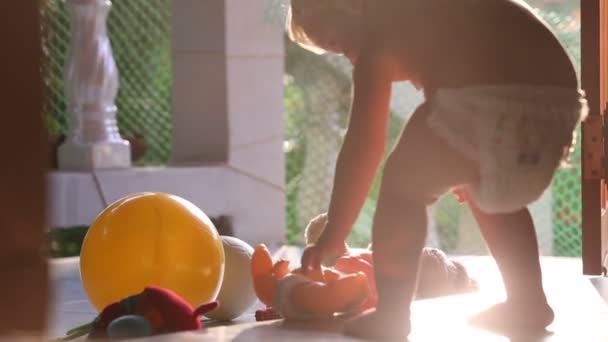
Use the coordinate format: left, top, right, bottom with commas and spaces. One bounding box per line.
80, 192, 225, 312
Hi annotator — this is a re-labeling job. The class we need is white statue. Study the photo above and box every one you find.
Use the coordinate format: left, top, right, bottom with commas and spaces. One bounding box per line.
58, 0, 131, 170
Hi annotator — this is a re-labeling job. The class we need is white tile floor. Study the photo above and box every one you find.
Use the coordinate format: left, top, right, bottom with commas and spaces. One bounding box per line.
48, 257, 97, 339
48, 254, 608, 341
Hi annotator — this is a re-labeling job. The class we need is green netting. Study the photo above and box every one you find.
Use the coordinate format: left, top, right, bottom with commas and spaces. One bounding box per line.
41, 0, 173, 166
553, 165, 582, 256
540, 6, 582, 257
284, 42, 422, 247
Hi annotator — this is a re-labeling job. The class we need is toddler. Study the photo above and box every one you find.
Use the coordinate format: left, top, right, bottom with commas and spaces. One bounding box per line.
289, 0, 588, 339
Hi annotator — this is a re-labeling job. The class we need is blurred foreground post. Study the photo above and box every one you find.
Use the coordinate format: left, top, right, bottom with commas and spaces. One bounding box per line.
0, 1, 49, 337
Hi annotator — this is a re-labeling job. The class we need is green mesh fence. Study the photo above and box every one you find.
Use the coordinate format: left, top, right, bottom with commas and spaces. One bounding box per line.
285, 42, 423, 247
284, 1, 583, 256
41, 0, 173, 166
549, 5, 583, 254
541, 5, 582, 257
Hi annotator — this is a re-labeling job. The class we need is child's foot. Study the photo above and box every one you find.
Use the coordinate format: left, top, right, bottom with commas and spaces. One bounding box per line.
468, 300, 554, 332
343, 308, 410, 341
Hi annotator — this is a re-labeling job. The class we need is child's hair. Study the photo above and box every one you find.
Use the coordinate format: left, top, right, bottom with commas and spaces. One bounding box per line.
287, 0, 364, 54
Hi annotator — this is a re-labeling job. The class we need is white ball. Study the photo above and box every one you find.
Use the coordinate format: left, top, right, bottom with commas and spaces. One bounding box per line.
205, 236, 257, 321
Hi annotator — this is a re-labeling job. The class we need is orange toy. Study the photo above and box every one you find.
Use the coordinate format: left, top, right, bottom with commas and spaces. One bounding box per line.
249, 213, 478, 322
303, 213, 478, 302
251, 245, 370, 321
334, 253, 377, 310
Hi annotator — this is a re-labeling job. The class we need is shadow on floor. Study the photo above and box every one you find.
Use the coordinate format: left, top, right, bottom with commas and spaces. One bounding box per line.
590, 277, 608, 304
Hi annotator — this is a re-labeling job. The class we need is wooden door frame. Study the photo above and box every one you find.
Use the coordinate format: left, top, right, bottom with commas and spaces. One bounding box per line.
581, 0, 607, 275
0, 2, 49, 334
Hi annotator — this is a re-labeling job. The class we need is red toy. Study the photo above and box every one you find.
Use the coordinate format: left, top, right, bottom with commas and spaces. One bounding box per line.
60, 286, 218, 340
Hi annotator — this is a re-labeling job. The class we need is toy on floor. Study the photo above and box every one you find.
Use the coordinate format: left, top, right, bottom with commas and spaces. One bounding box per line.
79, 192, 225, 312
59, 286, 219, 341
305, 213, 478, 300
251, 244, 371, 321
204, 236, 258, 321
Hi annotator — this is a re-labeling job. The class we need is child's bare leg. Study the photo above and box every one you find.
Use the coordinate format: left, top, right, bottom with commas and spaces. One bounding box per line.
344, 103, 478, 339
468, 202, 554, 330
343, 185, 429, 339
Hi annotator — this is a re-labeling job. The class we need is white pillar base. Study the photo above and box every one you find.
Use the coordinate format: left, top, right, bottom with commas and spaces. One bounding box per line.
58, 140, 131, 171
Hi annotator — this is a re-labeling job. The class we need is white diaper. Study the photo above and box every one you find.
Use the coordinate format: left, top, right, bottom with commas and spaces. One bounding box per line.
427, 85, 588, 213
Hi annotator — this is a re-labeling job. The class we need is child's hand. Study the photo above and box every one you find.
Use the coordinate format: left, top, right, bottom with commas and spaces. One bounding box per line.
301, 239, 348, 271
300, 244, 323, 271
301, 213, 349, 270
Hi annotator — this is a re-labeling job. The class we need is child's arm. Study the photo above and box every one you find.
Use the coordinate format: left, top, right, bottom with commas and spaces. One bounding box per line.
303, 54, 393, 267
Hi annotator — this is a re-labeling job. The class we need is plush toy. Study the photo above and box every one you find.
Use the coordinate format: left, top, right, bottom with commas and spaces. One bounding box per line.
249, 213, 477, 322
60, 286, 218, 340
304, 213, 478, 300
251, 244, 371, 321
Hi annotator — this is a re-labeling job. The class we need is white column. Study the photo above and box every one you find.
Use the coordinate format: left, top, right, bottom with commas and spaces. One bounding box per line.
171, 0, 285, 245
171, 0, 284, 180
58, 0, 131, 171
